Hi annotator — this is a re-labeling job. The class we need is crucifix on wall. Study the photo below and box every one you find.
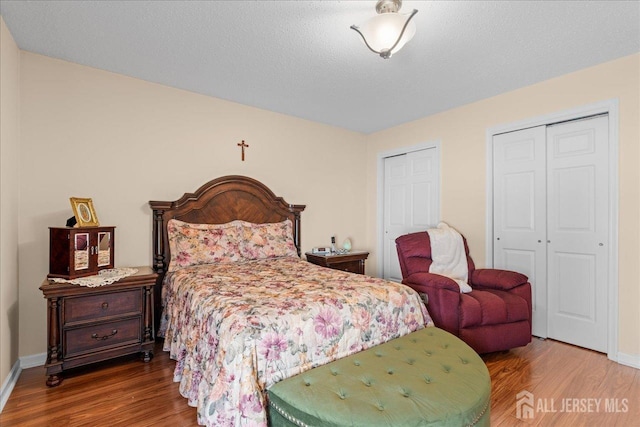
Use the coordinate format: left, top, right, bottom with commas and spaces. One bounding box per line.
237, 140, 249, 161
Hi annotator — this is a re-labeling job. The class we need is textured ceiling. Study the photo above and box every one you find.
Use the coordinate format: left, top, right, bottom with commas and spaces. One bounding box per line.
1, 1, 638, 134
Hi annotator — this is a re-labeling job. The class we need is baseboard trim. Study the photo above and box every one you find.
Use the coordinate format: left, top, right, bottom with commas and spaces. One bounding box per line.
0, 352, 46, 413
0, 360, 21, 413
20, 352, 46, 369
617, 352, 640, 369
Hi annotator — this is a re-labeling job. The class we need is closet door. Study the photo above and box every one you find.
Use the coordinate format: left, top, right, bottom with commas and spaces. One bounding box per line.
546, 115, 609, 352
383, 148, 439, 282
493, 126, 548, 337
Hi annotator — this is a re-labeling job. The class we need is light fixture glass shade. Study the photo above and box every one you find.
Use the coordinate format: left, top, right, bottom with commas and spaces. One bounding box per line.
358, 12, 416, 56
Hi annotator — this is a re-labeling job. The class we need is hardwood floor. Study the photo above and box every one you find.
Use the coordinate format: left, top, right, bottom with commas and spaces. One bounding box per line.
484, 338, 639, 426
1, 338, 638, 426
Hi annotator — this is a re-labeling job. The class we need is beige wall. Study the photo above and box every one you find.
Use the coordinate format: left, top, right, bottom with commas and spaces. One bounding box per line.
365, 54, 640, 357
0, 17, 21, 386
18, 52, 366, 356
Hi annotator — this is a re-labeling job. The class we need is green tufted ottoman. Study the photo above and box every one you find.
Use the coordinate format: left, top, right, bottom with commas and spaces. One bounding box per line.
267, 327, 490, 427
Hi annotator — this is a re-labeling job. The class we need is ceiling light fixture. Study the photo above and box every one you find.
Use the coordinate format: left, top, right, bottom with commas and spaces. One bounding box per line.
350, 0, 418, 59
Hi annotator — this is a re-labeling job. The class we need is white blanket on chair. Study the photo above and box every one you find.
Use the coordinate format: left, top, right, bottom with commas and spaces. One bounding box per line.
427, 222, 473, 293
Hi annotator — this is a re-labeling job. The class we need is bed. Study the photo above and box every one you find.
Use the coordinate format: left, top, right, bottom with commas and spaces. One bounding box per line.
149, 175, 432, 426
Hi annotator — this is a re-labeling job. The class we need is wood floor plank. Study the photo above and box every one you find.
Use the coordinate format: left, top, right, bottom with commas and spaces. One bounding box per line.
1, 338, 637, 426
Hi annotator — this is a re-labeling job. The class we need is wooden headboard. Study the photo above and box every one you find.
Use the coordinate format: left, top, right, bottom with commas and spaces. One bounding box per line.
149, 175, 306, 277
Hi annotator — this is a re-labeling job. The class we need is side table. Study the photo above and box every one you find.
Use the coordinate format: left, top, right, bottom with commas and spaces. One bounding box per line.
39, 266, 157, 386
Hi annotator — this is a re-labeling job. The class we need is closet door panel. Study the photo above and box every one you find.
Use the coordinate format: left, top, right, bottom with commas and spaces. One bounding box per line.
493, 126, 547, 337
546, 116, 609, 352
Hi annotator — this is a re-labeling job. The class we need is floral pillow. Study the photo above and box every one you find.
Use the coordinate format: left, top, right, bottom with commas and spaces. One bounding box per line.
239, 219, 299, 260
167, 219, 243, 272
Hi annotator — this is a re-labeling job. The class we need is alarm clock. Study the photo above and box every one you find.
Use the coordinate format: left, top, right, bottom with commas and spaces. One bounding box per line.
312, 247, 332, 255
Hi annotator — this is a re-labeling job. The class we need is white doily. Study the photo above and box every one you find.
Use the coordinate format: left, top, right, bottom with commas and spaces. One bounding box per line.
49, 267, 138, 287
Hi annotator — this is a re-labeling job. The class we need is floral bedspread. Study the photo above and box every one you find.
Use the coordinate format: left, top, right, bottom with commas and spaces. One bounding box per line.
160, 256, 432, 426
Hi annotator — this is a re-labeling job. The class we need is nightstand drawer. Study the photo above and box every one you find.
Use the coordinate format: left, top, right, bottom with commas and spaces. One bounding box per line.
305, 251, 369, 275
64, 317, 142, 357
64, 289, 142, 324
339, 260, 364, 274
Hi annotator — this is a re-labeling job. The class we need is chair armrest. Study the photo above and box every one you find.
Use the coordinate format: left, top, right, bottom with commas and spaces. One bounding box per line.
402, 272, 460, 293
402, 272, 462, 336
471, 269, 528, 291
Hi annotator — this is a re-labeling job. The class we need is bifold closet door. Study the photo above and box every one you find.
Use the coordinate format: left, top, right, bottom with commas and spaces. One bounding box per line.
493, 115, 609, 352
492, 126, 548, 338
546, 115, 609, 353
382, 148, 439, 282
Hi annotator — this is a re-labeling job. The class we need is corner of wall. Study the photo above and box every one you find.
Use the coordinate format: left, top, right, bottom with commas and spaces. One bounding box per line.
0, 14, 22, 402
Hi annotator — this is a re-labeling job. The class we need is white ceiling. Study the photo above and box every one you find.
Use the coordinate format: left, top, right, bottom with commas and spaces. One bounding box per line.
1, 1, 638, 134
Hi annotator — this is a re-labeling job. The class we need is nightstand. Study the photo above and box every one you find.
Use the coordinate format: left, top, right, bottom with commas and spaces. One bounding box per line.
305, 251, 369, 275
39, 267, 157, 387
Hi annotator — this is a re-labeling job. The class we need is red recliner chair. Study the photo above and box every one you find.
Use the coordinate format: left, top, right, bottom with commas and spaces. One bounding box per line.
396, 231, 532, 354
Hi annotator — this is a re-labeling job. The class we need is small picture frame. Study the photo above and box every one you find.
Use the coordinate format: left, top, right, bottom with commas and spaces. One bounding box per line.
69, 197, 100, 227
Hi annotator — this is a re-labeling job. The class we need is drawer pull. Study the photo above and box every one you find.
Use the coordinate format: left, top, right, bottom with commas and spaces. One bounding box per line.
91, 329, 118, 341
101, 302, 109, 310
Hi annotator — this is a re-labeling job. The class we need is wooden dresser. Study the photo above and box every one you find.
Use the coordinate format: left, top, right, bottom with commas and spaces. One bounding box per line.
305, 251, 369, 275
39, 267, 157, 386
